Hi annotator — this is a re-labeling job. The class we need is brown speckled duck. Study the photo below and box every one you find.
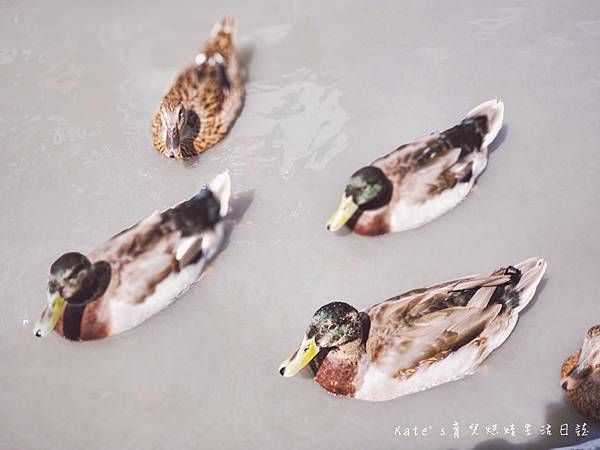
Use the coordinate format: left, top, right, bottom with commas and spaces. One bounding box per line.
151, 17, 244, 159
33, 172, 232, 341
561, 325, 600, 423
279, 258, 546, 401
326, 99, 504, 236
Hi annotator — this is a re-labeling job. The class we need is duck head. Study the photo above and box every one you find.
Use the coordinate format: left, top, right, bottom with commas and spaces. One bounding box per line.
279, 302, 367, 377
34, 252, 111, 338
561, 325, 600, 391
326, 166, 393, 232
160, 100, 188, 159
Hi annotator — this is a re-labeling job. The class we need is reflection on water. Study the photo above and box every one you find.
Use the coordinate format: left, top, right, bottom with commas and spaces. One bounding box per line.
547, 36, 577, 50
577, 20, 600, 37
245, 23, 292, 46
98, 19, 174, 151
38, 58, 83, 93
469, 7, 528, 37
244, 67, 349, 177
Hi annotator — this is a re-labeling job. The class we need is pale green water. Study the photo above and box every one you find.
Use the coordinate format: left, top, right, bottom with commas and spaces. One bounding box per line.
1, 1, 599, 449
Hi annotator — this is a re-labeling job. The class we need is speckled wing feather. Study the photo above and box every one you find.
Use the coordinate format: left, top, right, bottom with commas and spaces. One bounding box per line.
373, 116, 488, 207
152, 17, 244, 159
87, 213, 180, 305
364, 274, 506, 377
90, 188, 223, 299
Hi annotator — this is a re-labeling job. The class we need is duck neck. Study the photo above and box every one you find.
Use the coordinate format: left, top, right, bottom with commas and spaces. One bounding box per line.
336, 311, 370, 360
335, 337, 367, 362
314, 340, 365, 397
313, 313, 371, 397
309, 311, 370, 373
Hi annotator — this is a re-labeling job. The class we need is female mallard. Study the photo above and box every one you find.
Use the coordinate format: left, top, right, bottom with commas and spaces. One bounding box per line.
279, 257, 546, 401
561, 325, 600, 423
151, 17, 244, 159
33, 171, 232, 341
326, 99, 504, 236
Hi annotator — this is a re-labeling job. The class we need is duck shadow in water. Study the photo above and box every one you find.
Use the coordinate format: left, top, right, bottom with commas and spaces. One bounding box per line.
219, 189, 254, 254
237, 43, 254, 83
489, 125, 508, 155
522, 276, 548, 314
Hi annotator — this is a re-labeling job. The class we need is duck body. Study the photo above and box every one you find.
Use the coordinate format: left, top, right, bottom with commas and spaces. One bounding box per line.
561, 325, 600, 423
151, 17, 244, 159
326, 99, 504, 236
280, 257, 546, 401
34, 172, 232, 341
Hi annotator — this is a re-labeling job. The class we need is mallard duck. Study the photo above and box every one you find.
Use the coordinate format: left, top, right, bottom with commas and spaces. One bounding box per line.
151, 17, 244, 159
33, 171, 232, 341
326, 99, 504, 236
561, 325, 600, 423
279, 257, 546, 401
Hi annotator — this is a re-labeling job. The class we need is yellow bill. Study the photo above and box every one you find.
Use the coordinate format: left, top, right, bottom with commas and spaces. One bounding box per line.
33, 292, 66, 338
279, 335, 319, 377
326, 195, 358, 232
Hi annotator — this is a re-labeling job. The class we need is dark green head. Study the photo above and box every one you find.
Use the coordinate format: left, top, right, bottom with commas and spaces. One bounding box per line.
279, 302, 368, 377
305, 302, 363, 348
48, 252, 111, 306
345, 166, 393, 210
34, 252, 111, 338
327, 166, 393, 231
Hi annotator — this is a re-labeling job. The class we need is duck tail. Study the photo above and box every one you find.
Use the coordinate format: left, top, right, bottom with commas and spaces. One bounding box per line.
210, 16, 236, 47
511, 257, 547, 313
464, 99, 504, 148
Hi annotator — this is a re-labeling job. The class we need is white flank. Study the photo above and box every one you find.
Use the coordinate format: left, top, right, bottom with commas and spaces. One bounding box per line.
355, 314, 518, 401
389, 182, 472, 232
108, 222, 225, 335
388, 147, 488, 232
388, 151, 487, 232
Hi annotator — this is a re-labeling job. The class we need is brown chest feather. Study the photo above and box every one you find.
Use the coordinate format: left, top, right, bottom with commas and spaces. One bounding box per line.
350, 210, 390, 236
315, 355, 358, 397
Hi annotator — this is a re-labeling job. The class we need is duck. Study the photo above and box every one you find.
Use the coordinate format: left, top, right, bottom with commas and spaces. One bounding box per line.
561, 325, 600, 423
151, 17, 244, 159
33, 171, 232, 341
279, 257, 546, 401
326, 99, 504, 236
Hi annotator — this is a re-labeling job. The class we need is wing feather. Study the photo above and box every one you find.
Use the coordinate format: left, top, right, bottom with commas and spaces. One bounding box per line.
365, 272, 516, 378
373, 128, 484, 205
